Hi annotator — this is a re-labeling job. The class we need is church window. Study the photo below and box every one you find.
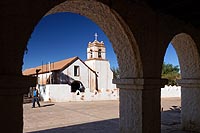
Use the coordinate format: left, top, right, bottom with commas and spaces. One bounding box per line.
74, 66, 80, 76
98, 49, 102, 58
90, 49, 93, 58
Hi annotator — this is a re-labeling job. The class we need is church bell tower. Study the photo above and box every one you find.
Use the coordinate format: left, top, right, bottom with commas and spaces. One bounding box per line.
86, 33, 106, 60
85, 33, 116, 92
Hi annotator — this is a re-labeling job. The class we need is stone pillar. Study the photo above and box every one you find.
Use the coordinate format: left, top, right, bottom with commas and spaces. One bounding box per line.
0, 75, 36, 133
114, 78, 167, 133
178, 79, 200, 132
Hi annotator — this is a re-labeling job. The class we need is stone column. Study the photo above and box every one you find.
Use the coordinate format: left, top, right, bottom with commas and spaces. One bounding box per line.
114, 78, 167, 133
0, 75, 36, 133
178, 79, 200, 132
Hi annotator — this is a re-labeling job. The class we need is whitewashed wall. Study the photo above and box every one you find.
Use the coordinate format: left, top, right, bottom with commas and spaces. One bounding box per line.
39, 84, 72, 102
48, 84, 72, 102
39, 85, 49, 101
38, 72, 52, 84
161, 85, 181, 98
62, 59, 96, 91
85, 60, 116, 90
39, 84, 119, 102
39, 84, 180, 102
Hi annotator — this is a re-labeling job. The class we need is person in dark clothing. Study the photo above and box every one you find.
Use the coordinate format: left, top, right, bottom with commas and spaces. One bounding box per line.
32, 87, 40, 108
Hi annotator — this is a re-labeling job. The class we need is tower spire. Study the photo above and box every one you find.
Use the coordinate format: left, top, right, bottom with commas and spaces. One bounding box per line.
94, 33, 98, 41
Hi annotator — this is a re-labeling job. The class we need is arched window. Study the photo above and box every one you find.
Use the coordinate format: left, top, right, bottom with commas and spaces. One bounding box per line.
90, 49, 93, 58
98, 49, 101, 58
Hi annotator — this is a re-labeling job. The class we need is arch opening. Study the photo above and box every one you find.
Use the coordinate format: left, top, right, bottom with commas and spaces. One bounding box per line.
21, 7, 137, 133
22, 1, 143, 132
161, 42, 181, 130
161, 33, 200, 132
45, 0, 142, 78
71, 80, 85, 93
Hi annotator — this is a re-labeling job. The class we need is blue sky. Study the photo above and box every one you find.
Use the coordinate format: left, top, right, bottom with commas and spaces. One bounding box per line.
164, 44, 179, 66
23, 12, 179, 70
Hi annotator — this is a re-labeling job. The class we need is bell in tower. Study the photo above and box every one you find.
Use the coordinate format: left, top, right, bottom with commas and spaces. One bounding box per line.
86, 33, 106, 60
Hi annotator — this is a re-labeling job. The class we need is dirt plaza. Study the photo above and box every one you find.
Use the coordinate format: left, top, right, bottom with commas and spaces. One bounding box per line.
23, 98, 197, 133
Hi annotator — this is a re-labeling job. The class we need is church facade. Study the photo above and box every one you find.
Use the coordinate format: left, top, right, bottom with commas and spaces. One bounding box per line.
23, 35, 116, 100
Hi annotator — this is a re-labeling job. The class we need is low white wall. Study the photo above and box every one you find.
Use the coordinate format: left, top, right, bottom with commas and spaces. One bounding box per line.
161, 85, 181, 98
48, 84, 72, 102
39, 85, 49, 101
39, 84, 72, 102
39, 84, 180, 102
39, 84, 119, 102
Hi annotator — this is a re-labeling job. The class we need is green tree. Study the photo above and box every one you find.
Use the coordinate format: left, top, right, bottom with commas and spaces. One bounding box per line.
111, 67, 120, 79
161, 62, 181, 85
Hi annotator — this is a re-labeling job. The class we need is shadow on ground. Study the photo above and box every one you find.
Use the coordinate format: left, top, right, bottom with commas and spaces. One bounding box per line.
26, 105, 198, 133
31, 103, 55, 108
161, 105, 181, 126
27, 118, 119, 133
161, 106, 199, 133
40, 103, 55, 108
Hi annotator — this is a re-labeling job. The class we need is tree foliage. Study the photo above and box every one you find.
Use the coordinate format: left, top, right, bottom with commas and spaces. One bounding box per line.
111, 63, 181, 85
161, 62, 181, 85
111, 67, 120, 79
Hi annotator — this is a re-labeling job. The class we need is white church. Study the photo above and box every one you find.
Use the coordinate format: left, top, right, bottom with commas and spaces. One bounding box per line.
23, 34, 118, 102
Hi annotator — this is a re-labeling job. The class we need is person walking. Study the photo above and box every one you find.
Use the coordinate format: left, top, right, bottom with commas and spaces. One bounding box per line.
32, 87, 41, 108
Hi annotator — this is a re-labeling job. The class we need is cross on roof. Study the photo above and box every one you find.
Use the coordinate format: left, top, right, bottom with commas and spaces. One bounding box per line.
94, 33, 98, 41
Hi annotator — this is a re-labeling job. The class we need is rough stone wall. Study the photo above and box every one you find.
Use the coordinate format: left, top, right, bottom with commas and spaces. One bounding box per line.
3, 0, 200, 80
0, 1, 66, 132
171, 33, 200, 78
162, 16, 200, 133
120, 89, 142, 132
181, 87, 200, 131
102, 0, 200, 78
1, 0, 200, 90
1, 0, 200, 133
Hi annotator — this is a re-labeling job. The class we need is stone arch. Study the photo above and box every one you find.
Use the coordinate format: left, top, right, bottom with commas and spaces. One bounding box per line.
171, 33, 200, 79
170, 33, 200, 131
45, 0, 143, 78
